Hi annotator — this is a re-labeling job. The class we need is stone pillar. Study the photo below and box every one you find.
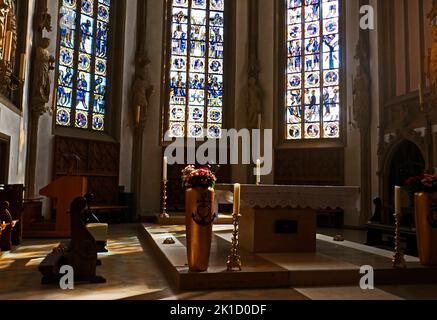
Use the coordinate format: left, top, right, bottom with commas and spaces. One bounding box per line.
25, 0, 54, 199
352, 0, 372, 224
246, 0, 263, 184
130, 0, 154, 217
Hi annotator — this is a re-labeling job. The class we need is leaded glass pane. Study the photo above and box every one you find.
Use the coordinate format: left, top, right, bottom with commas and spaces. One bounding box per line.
286, 0, 341, 140
167, 0, 225, 138
55, 0, 111, 131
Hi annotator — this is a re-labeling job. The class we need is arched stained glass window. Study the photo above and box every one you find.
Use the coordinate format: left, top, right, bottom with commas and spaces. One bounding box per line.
285, 0, 341, 140
165, 0, 225, 139
55, 0, 111, 132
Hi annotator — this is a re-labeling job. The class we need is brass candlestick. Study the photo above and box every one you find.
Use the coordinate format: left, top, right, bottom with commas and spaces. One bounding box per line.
160, 180, 169, 219
392, 212, 407, 268
227, 211, 242, 271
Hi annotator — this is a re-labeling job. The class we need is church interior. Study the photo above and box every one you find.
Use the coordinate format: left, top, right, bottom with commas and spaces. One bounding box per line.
1, 0, 437, 301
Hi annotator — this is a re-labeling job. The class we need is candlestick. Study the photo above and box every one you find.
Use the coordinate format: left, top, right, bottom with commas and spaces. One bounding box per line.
393, 186, 406, 268
257, 113, 262, 130
392, 210, 407, 269
227, 183, 242, 271
256, 159, 261, 185
160, 179, 169, 219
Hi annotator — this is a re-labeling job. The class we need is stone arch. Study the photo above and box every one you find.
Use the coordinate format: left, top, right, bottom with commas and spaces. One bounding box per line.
380, 137, 426, 223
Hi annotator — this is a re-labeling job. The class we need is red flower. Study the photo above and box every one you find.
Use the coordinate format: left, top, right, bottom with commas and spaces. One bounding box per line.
405, 174, 424, 186
403, 173, 437, 194
181, 165, 217, 189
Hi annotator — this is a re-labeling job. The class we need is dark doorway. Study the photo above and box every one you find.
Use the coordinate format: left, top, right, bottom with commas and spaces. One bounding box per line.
0, 134, 10, 185
387, 140, 425, 225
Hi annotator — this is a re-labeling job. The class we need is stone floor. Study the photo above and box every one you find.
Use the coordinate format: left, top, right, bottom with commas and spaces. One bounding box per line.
0, 224, 437, 300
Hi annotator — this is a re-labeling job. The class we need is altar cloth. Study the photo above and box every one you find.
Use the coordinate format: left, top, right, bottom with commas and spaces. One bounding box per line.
216, 184, 361, 227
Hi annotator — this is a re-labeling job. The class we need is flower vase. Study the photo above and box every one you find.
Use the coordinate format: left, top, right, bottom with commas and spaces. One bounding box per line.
415, 192, 437, 266
185, 187, 216, 272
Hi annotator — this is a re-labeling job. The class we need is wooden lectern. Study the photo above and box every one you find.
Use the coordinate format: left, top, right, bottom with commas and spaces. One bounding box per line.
26, 176, 87, 238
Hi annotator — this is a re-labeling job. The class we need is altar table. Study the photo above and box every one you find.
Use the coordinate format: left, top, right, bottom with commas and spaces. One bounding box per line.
216, 184, 361, 253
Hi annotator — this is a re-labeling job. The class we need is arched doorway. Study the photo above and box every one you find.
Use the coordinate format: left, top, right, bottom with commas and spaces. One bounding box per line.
387, 140, 425, 225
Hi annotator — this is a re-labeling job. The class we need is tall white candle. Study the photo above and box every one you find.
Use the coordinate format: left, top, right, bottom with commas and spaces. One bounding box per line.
163, 156, 168, 181
394, 186, 402, 216
233, 183, 241, 216
256, 159, 261, 185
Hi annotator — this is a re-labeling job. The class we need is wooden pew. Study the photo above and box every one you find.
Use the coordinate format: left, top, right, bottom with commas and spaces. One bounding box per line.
0, 223, 4, 246
0, 222, 9, 253
24, 176, 87, 238
366, 197, 418, 256
39, 196, 106, 285
0, 201, 19, 251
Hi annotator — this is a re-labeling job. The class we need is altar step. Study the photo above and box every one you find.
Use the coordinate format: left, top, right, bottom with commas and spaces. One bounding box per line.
138, 224, 437, 290
157, 213, 233, 226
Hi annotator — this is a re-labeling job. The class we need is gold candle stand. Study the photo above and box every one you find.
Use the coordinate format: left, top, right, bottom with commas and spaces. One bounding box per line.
392, 212, 407, 268
160, 180, 169, 219
226, 211, 242, 271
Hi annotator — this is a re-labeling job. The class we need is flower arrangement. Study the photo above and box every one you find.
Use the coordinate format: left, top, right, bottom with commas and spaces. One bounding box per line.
181, 165, 217, 190
403, 173, 437, 194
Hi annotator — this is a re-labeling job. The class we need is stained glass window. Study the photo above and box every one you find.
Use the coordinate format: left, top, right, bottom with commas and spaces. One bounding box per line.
166, 0, 225, 139
55, 0, 111, 131
285, 0, 341, 140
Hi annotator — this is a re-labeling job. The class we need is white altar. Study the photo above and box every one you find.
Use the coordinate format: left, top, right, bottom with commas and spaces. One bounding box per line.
216, 184, 361, 253
216, 184, 361, 228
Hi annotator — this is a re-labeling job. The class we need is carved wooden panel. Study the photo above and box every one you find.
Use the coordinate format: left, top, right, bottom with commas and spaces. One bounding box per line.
54, 136, 120, 205
275, 148, 344, 186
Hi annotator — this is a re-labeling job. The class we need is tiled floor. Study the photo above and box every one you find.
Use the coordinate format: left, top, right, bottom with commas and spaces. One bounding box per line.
1, 224, 437, 300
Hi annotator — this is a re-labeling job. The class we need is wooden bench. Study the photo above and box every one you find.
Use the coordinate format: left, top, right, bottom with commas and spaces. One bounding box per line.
39, 197, 106, 285
0, 185, 24, 245
0, 199, 19, 251
366, 222, 418, 256
39, 243, 69, 284
366, 197, 418, 256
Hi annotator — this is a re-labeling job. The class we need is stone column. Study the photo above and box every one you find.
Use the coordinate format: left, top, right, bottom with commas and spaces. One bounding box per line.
25, 0, 54, 199
246, 0, 264, 184
352, 0, 372, 224
130, 0, 154, 217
